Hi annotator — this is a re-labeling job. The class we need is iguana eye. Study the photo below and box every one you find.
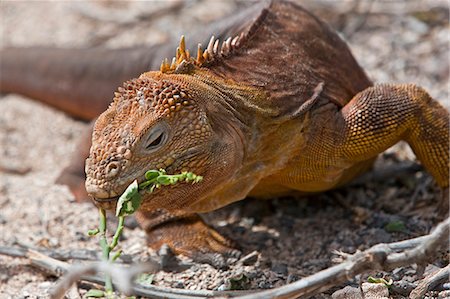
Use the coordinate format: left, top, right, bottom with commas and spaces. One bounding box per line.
143, 124, 168, 152
148, 132, 163, 148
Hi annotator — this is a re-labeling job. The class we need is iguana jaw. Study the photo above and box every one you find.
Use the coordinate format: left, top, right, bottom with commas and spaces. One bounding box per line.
85, 69, 258, 213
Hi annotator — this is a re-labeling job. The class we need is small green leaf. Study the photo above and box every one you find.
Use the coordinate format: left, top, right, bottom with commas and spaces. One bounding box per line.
145, 170, 160, 181
116, 180, 142, 217
87, 228, 99, 236
367, 276, 393, 287
85, 289, 105, 298
384, 220, 406, 233
185, 172, 195, 180
156, 175, 172, 185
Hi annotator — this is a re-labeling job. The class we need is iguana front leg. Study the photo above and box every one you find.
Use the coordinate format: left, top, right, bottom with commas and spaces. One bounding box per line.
135, 209, 241, 269
335, 83, 449, 212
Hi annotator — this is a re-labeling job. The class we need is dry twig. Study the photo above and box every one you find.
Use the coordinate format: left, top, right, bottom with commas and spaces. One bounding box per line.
410, 264, 450, 299
0, 244, 133, 263
50, 261, 159, 299
2, 219, 447, 298
39, 218, 450, 298
237, 217, 449, 299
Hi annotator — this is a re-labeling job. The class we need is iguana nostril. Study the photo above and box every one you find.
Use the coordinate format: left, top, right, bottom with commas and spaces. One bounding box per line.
106, 161, 120, 178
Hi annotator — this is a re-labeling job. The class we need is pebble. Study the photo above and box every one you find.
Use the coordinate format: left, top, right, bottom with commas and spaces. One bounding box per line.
271, 263, 288, 277
332, 283, 389, 299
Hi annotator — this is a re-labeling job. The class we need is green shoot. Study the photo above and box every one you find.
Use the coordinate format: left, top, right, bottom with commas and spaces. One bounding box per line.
85, 289, 106, 298
86, 169, 203, 297
367, 276, 393, 287
384, 220, 407, 233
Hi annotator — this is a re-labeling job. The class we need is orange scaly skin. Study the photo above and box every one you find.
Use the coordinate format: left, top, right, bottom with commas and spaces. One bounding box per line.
84, 1, 449, 267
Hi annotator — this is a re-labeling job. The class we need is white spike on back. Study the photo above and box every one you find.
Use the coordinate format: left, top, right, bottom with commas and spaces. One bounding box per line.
221, 37, 232, 56
213, 39, 220, 55
207, 36, 215, 55
160, 34, 242, 73
231, 35, 239, 47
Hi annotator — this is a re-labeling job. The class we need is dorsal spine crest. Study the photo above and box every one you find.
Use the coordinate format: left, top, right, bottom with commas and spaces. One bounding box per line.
159, 34, 243, 74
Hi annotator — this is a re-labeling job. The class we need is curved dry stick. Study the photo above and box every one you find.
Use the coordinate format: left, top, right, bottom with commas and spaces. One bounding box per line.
237, 217, 449, 299
9, 218, 448, 299
410, 265, 450, 299
0, 244, 133, 263
49, 261, 159, 299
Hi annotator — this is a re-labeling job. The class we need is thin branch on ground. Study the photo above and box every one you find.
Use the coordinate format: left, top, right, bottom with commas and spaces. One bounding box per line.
0, 245, 133, 263
410, 264, 450, 299
236, 217, 449, 299
24, 249, 251, 299
50, 260, 158, 299
1, 217, 447, 298
17, 217, 446, 299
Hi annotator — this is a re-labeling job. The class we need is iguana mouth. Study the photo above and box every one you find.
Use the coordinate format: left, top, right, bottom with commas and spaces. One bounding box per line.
93, 195, 120, 203
88, 174, 148, 204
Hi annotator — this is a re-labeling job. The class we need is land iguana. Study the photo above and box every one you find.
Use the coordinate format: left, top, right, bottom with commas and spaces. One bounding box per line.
1, 1, 448, 267
0, 1, 265, 202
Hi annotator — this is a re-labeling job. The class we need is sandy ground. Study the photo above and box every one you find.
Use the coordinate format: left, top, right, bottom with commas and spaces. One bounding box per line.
0, 1, 449, 298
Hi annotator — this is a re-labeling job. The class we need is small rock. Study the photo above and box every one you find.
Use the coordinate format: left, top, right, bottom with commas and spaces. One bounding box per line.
124, 216, 139, 229
158, 244, 183, 271
74, 231, 89, 241
332, 285, 362, 299
271, 263, 288, 277
217, 283, 229, 291
238, 217, 254, 229
238, 251, 259, 266
258, 280, 272, 289
287, 273, 299, 283
362, 282, 389, 299
39, 281, 52, 289
391, 280, 416, 296
227, 273, 250, 290
174, 281, 184, 288
405, 16, 429, 35
332, 283, 389, 299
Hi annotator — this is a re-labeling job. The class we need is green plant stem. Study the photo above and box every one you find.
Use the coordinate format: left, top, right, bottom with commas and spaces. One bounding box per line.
89, 170, 202, 297
111, 249, 122, 262
98, 208, 113, 293
138, 180, 154, 190
110, 216, 124, 250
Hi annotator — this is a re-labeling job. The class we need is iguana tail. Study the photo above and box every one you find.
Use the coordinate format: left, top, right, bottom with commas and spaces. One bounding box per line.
0, 2, 268, 121
0, 46, 169, 120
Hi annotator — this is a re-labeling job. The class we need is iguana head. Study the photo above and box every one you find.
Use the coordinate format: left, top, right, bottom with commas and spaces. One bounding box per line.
85, 36, 258, 212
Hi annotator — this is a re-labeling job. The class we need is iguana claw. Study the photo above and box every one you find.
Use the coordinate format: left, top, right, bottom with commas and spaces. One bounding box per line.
137, 211, 240, 269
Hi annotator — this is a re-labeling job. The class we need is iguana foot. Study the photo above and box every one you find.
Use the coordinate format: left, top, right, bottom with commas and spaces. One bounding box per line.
136, 210, 241, 269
